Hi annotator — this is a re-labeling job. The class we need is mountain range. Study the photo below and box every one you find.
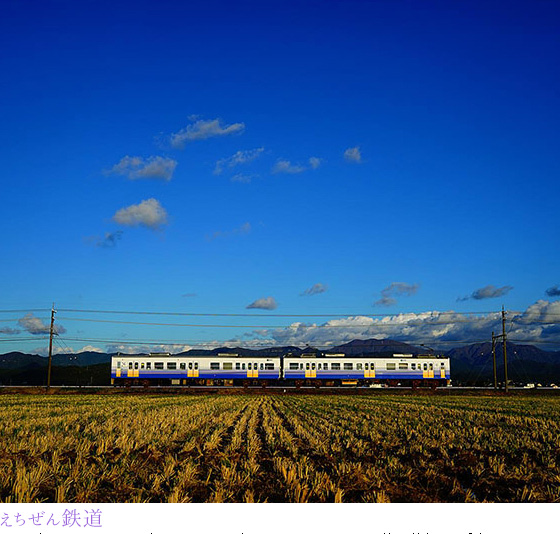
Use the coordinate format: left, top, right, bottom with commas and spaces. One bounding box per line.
1, 338, 559, 386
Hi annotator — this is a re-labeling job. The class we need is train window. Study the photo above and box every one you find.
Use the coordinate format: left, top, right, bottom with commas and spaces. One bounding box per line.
128, 362, 133, 369
135, 362, 139, 369
141, 363, 145, 369
265, 363, 274, 370
254, 363, 257, 370
357, 363, 363, 370
189, 362, 193, 370
300, 363, 303, 370
399, 363, 408, 370
210, 362, 220, 370
260, 363, 264, 370
344, 363, 353, 371
236, 362, 241, 370
441, 362, 445, 368
371, 363, 375, 369
386, 363, 396, 370
146, 362, 151, 370
195, 362, 199, 370
180, 362, 186, 370
289, 363, 299, 370
312, 363, 316, 370
306, 362, 310, 370
411, 363, 416, 370
429, 363, 433, 370
318, 363, 322, 370
155, 362, 164, 370
223, 362, 233, 370
167, 362, 177, 370
364, 363, 369, 370
331, 363, 341, 370
248, 363, 252, 370
423, 363, 428, 371
242, 363, 246, 370
324, 363, 328, 370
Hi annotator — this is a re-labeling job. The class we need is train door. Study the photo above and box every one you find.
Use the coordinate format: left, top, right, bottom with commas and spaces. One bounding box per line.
364, 362, 375, 378
305, 361, 316, 378
247, 362, 259, 378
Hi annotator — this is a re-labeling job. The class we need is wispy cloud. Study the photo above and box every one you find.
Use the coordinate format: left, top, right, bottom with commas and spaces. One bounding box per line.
246, 297, 277, 310
214, 147, 264, 175
301, 283, 328, 296
375, 282, 419, 307
309, 157, 321, 170
272, 159, 306, 174
106, 156, 178, 181
89, 231, 123, 248
231, 173, 257, 184
207, 222, 251, 241
344, 146, 362, 163
458, 284, 513, 302
112, 199, 168, 230
546, 285, 560, 297
0, 327, 20, 335
18, 313, 66, 335
170, 118, 245, 148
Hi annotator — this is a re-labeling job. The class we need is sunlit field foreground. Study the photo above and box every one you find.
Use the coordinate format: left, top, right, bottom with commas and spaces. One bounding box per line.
1, 394, 560, 502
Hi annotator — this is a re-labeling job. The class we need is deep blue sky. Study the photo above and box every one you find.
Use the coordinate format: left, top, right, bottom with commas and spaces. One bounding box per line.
1, 0, 559, 353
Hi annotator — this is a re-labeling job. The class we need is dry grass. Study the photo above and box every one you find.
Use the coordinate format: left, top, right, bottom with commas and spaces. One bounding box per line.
1, 394, 559, 502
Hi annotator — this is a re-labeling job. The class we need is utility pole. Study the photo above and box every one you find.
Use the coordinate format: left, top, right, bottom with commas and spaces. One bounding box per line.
491, 307, 509, 393
47, 304, 56, 389
502, 306, 508, 393
491, 331, 497, 390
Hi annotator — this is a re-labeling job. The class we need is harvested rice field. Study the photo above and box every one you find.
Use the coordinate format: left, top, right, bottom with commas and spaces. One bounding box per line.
1, 394, 559, 502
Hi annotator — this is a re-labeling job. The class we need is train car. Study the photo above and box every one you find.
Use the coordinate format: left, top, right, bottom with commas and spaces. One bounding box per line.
111, 352, 281, 386
282, 353, 450, 388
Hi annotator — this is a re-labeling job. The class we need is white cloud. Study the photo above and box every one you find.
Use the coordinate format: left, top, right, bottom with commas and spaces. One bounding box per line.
344, 146, 362, 163
78, 345, 105, 353
214, 148, 264, 175
107, 156, 177, 181
272, 160, 306, 174
112, 198, 168, 230
309, 157, 321, 170
170, 118, 245, 148
246, 297, 278, 310
18, 313, 66, 335
301, 283, 328, 296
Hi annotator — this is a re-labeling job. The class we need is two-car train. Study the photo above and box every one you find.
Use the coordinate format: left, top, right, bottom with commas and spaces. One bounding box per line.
111, 351, 450, 388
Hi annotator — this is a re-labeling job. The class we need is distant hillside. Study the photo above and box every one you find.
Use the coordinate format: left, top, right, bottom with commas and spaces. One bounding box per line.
330, 338, 424, 356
